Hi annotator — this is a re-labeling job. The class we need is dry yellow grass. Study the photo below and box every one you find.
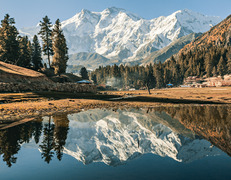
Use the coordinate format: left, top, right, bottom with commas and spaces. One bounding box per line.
0, 87, 231, 121
0, 61, 44, 77
106, 87, 231, 103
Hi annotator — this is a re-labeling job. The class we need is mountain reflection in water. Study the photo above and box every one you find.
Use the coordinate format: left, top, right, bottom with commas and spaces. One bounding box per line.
0, 105, 230, 167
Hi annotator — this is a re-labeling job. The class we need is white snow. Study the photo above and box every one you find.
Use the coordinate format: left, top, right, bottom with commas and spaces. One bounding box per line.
20, 7, 222, 65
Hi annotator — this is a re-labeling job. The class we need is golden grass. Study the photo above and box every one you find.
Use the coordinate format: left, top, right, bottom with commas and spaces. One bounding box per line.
105, 87, 231, 103
0, 61, 45, 77
0, 87, 231, 121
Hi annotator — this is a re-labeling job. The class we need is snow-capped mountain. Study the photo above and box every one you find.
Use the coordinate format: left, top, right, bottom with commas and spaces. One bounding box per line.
61, 109, 221, 166
19, 8, 222, 68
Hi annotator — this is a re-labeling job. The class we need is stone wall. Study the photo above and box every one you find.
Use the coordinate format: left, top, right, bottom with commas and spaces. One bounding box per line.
0, 82, 97, 93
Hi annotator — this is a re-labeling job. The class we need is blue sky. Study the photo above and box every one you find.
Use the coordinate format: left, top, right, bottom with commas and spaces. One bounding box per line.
0, 0, 230, 28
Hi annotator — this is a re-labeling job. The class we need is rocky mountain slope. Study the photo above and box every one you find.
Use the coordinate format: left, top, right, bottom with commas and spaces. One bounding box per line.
163, 14, 231, 78
20, 8, 221, 68
178, 14, 231, 55
141, 33, 201, 65
68, 52, 111, 70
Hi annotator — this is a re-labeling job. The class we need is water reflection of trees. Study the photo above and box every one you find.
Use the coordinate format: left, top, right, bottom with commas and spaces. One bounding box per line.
0, 114, 69, 167
0, 118, 43, 167
1, 106, 230, 167
40, 114, 70, 163
40, 117, 55, 164
154, 105, 231, 156
53, 114, 69, 161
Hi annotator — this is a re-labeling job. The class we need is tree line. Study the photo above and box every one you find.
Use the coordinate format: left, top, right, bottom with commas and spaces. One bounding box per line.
90, 45, 231, 89
0, 14, 68, 75
90, 57, 184, 91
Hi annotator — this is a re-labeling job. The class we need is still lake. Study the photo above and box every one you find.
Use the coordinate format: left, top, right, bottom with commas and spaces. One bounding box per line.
0, 105, 231, 180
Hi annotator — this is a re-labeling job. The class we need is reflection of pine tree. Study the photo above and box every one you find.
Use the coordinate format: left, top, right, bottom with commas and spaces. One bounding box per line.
40, 117, 55, 164
19, 121, 37, 144
0, 120, 43, 167
32, 118, 43, 144
0, 127, 21, 167
53, 114, 69, 161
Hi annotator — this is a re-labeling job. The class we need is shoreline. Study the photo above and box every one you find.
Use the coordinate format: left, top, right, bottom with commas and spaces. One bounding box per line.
0, 87, 231, 121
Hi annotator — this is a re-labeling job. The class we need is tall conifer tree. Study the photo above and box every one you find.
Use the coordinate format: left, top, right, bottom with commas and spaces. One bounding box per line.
38, 16, 53, 68
17, 36, 32, 68
212, 66, 217, 77
32, 35, 43, 70
0, 14, 19, 64
227, 55, 231, 74
80, 67, 89, 80
52, 19, 68, 75
217, 56, 227, 76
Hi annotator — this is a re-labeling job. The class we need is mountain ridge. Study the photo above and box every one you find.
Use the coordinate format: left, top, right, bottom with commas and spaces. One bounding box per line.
19, 8, 222, 69
141, 32, 202, 65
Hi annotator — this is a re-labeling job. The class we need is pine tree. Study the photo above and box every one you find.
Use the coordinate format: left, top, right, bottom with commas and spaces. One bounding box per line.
170, 55, 176, 64
51, 19, 68, 75
217, 56, 227, 76
145, 66, 155, 94
38, 16, 53, 68
111, 64, 121, 77
80, 67, 89, 80
227, 55, 231, 74
91, 74, 97, 84
205, 54, 213, 78
0, 14, 19, 64
32, 35, 43, 70
154, 65, 163, 88
212, 66, 217, 77
17, 36, 32, 68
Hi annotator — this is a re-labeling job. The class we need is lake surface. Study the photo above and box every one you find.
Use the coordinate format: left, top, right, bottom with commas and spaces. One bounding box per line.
0, 105, 231, 180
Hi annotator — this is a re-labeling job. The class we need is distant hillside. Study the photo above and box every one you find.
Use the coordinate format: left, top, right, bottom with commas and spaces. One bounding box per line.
68, 52, 119, 70
141, 33, 201, 65
178, 15, 231, 55
91, 14, 231, 90
174, 14, 231, 77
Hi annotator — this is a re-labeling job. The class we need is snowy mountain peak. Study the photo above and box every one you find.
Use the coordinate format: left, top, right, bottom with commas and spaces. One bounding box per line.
20, 8, 222, 67
103, 7, 126, 13
81, 8, 91, 14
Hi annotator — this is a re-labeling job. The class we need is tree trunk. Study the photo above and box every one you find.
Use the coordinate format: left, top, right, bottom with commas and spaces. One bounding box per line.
147, 84, 151, 95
